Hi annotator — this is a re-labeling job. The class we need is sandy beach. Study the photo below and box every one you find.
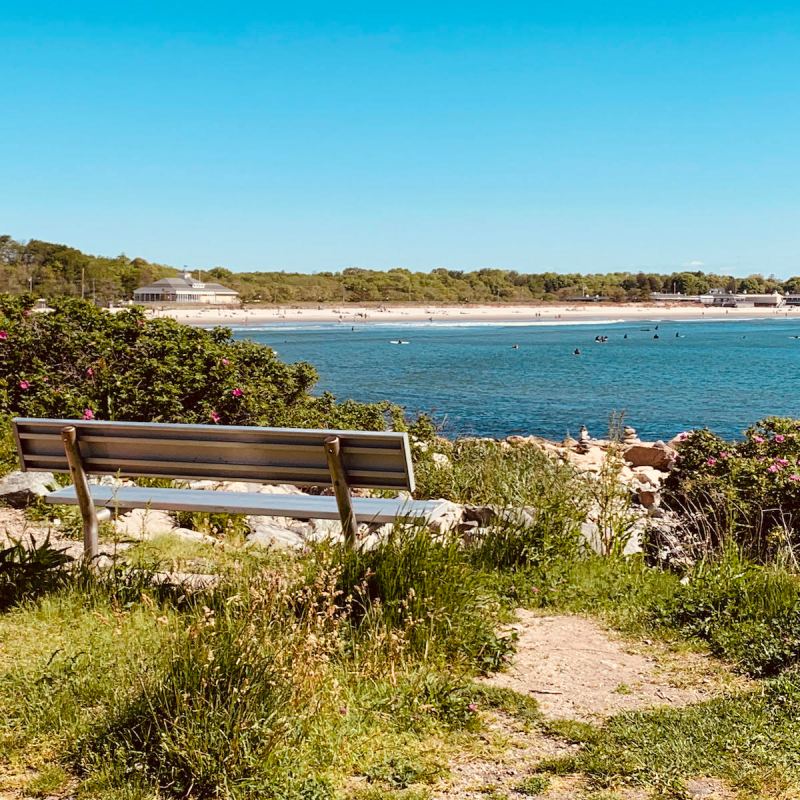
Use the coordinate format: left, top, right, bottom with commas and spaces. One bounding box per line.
146, 302, 800, 327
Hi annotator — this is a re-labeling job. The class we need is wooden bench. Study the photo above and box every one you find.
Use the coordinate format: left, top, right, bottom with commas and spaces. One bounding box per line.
12, 418, 441, 559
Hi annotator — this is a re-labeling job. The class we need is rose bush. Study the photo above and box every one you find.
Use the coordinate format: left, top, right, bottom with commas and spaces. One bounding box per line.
0, 295, 393, 431
664, 417, 800, 560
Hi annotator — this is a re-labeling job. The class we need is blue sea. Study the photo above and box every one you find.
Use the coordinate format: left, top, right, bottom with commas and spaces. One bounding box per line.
232, 318, 800, 441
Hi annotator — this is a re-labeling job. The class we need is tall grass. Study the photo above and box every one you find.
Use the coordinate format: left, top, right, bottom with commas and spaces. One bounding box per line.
329, 524, 513, 673
79, 570, 343, 798
413, 438, 588, 509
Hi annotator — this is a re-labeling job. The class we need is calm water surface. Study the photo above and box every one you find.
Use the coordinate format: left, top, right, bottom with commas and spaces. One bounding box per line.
232, 318, 800, 440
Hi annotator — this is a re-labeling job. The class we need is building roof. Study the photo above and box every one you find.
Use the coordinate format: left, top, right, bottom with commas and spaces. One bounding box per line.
134, 274, 238, 295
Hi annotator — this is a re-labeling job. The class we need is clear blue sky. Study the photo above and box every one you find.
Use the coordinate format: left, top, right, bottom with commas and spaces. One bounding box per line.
2, 2, 799, 276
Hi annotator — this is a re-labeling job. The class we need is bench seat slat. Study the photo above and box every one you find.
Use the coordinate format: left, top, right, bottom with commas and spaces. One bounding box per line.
17, 432, 402, 457
46, 485, 442, 525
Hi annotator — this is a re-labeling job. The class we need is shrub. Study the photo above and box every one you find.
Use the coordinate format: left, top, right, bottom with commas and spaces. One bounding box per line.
0, 296, 392, 430
664, 418, 800, 561
654, 549, 800, 676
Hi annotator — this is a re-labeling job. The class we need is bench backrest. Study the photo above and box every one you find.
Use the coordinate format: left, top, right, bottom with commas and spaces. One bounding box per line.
12, 418, 416, 492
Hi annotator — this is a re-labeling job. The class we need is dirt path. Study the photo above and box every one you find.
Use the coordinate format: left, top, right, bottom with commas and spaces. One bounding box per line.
433, 611, 743, 800
485, 612, 727, 722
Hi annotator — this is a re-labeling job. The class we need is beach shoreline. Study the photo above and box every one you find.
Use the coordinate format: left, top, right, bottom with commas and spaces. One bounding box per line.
144, 301, 800, 327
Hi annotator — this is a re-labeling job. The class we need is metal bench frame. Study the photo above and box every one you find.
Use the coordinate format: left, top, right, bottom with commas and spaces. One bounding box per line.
12, 418, 435, 559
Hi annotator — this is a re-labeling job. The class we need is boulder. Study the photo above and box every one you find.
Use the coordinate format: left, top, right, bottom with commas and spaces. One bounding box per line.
623, 443, 676, 471
246, 520, 306, 549
463, 505, 537, 528
172, 527, 219, 545
422, 500, 464, 533
257, 483, 306, 495
635, 489, 660, 509
431, 452, 450, 468
113, 508, 176, 540
0, 471, 56, 507
632, 466, 663, 487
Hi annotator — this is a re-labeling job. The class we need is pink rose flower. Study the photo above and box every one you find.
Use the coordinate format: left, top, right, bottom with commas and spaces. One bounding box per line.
231, 388, 243, 397
0, 331, 7, 340
719, 451, 729, 459
82, 408, 95, 420
768, 464, 779, 473
221, 358, 230, 366
776, 458, 790, 467
775, 434, 786, 443
753, 435, 765, 443
706, 457, 717, 466
210, 411, 221, 423
467, 703, 478, 713
18, 380, 30, 390
790, 474, 800, 482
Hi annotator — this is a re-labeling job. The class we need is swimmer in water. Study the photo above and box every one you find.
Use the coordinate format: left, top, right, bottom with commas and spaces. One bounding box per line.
573, 348, 581, 355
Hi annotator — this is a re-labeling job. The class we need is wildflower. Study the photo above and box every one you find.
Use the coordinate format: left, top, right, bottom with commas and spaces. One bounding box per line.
531, 586, 539, 593
790, 474, 800, 482
231, 387, 243, 398
82, 408, 95, 420
719, 451, 729, 459
221, 358, 230, 366
18, 380, 30, 390
86, 367, 94, 377
210, 410, 221, 423
768, 464, 779, 473
339, 705, 349, 716
467, 703, 478, 713
775, 434, 786, 443
706, 457, 717, 466
0, 331, 7, 340
678, 431, 689, 441
753, 435, 765, 444
776, 458, 790, 467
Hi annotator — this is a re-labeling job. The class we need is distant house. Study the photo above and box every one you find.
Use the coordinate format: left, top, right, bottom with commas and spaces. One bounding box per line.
133, 272, 239, 305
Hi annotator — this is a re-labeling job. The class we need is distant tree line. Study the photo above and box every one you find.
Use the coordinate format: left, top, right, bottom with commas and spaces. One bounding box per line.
3, 234, 800, 305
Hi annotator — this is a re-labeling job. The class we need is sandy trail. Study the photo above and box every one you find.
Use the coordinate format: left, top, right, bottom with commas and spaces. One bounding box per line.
433, 611, 744, 799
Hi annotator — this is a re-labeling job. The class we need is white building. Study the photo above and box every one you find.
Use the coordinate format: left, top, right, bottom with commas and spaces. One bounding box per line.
133, 272, 239, 305
700, 290, 784, 308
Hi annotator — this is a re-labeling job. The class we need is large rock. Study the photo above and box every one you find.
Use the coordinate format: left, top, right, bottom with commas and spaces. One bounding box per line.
113, 508, 176, 540
463, 505, 537, 528
623, 443, 676, 471
0, 471, 56, 507
423, 500, 465, 533
246, 520, 306, 549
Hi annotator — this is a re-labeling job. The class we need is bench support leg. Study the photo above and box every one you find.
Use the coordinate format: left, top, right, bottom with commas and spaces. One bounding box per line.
61, 426, 99, 562
324, 436, 358, 549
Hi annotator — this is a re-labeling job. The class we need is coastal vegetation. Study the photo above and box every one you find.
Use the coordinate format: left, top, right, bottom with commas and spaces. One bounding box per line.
6, 295, 800, 797
0, 295, 391, 430
3, 234, 799, 304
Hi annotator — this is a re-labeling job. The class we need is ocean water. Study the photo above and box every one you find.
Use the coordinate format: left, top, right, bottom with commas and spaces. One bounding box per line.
232, 318, 800, 441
